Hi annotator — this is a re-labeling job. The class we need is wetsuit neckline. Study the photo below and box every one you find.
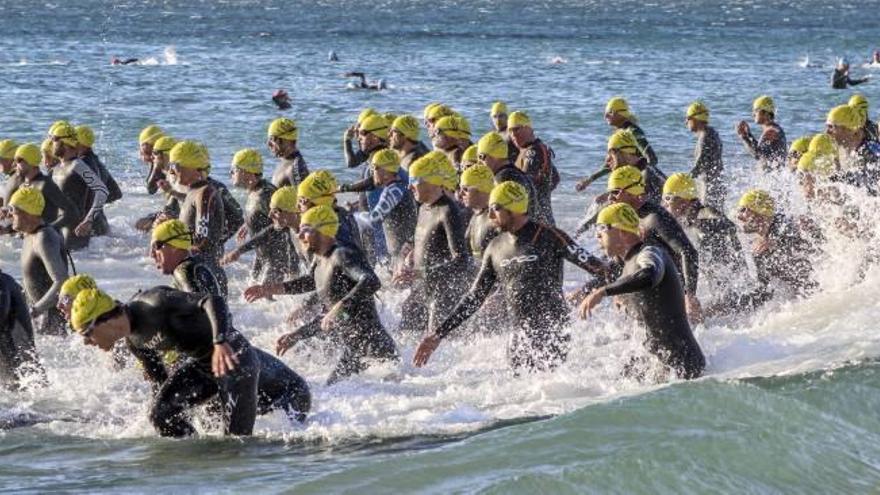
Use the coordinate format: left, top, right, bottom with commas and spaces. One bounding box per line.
622, 242, 645, 262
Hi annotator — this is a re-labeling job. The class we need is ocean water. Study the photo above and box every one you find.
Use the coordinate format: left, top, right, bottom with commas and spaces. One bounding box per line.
2, 0, 880, 492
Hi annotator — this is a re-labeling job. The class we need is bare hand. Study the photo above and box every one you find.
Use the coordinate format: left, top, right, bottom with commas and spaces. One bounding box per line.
220, 250, 240, 266
211, 343, 240, 377
413, 333, 442, 367
736, 121, 750, 137
243, 284, 269, 302
578, 288, 606, 319
575, 178, 591, 192
320, 303, 342, 332
74, 220, 93, 237
565, 287, 587, 306
236, 225, 248, 244
345, 126, 357, 140
753, 237, 775, 255
392, 267, 416, 288
275, 332, 300, 356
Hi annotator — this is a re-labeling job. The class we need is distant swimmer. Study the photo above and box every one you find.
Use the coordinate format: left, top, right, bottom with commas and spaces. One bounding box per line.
344, 71, 386, 90
272, 89, 292, 110
577, 203, 705, 380
831, 58, 869, 89
736, 96, 787, 173
328, 50, 339, 62
110, 57, 139, 65
70, 287, 311, 437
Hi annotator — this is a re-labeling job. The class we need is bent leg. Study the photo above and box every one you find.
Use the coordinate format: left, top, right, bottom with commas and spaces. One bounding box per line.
254, 349, 311, 423
150, 360, 219, 437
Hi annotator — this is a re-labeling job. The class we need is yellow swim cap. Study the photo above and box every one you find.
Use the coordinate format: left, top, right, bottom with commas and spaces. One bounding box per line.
753, 95, 775, 114
298, 170, 338, 206
738, 189, 775, 217
169, 140, 210, 170
460, 164, 495, 194
596, 202, 641, 235
139, 125, 164, 145
391, 115, 420, 142
662, 173, 698, 201
70, 288, 116, 333
796, 151, 835, 176
605, 97, 631, 116
789, 136, 810, 155
849, 94, 869, 123
507, 111, 531, 128
370, 148, 400, 173
686, 101, 709, 122
607, 165, 645, 196
477, 132, 508, 160
9, 186, 45, 216
60, 274, 97, 300
409, 150, 456, 188
426, 104, 455, 122
489, 180, 529, 214
808, 133, 836, 156
357, 108, 378, 124
359, 114, 389, 140
423, 103, 441, 120
435, 116, 471, 140
300, 204, 339, 238
0, 139, 18, 160
268, 117, 299, 141
152, 136, 176, 154
152, 219, 193, 250
383, 113, 397, 125
826, 104, 861, 130
270, 185, 298, 212
462, 144, 478, 165
607, 129, 639, 154
232, 148, 264, 174
51, 121, 79, 147
75, 125, 95, 148
491, 101, 508, 116
14, 143, 41, 167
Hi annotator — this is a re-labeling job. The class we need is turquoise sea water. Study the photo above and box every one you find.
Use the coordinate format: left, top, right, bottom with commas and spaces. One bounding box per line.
2, 1, 880, 492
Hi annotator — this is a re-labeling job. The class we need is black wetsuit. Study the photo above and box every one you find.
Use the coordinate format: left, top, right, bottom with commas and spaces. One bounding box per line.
235, 180, 294, 284
272, 151, 310, 189
124, 286, 311, 437
172, 254, 228, 298
514, 138, 559, 225
20, 224, 69, 336
622, 121, 659, 168
400, 194, 471, 334
280, 244, 398, 384
740, 123, 787, 173
831, 68, 869, 89
830, 138, 880, 196
434, 221, 605, 371
690, 125, 726, 208
0, 272, 44, 389
681, 203, 745, 278
178, 179, 229, 293
497, 129, 521, 164
1, 171, 21, 208
208, 177, 244, 244
400, 142, 431, 171
603, 243, 705, 379
81, 149, 121, 236
582, 158, 667, 209
493, 164, 544, 223
637, 202, 700, 297
22, 172, 80, 233
465, 208, 499, 261
52, 158, 108, 250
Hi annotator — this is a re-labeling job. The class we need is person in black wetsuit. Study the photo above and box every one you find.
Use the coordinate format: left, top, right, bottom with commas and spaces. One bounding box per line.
849, 94, 879, 142
0, 139, 19, 208
685, 102, 726, 208
389, 115, 430, 172
298, 170, 363, 253
0, 269, 45, 390
413, 181, 607, 371
11, 143, 80, 235
603, 97, 659, 167
135, 133, 179, 232
394, 151, 471, 335
831, 59, 869, 89
10, 187, 70, 336
476, 131, 544, 223
150, 219, 229, 297
707, 190, 817, 316
70, 286, 311, 437
489, 101, 522, 161
272, 89, 292, 110
736, 96, 787, 173
507, 111, 559, 225
344, 71, 386, 90
598, 166, 703, 323
267, 118, 310, 189
460, 164, 500, 260
245, 205, 398, 384
432, 115, 473, 170
342, 108, 379, 170
577, 202, 705, 380
423, 104, 456, 137
787, 137, 811, 172
221, 149, 294, 284
75, 124, 121, 235
662, 173, 745, 282
825, 104, 880, 195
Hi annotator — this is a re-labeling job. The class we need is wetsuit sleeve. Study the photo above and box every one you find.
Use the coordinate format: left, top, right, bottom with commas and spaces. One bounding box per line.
585, 167, 610, 184
74, 161, 108, 222
336, 249, 381, 309
740, 131, 760, 159
31, 233, 68, 313
848, 76, 869, 86
433, 251, 498, 339
188, 263, 223, 298
237, 225, 273, 254
603, 246, 665, 296
549, 226, 608, 279
281, 274, 318, 295
146, 164, 162, 195
343, 138, 369, 168
690, 133, 712, 178
364, 183, 405, 225
340, 175, 375, 193
126, 339, 168, 385
649, 215, 700, 295
200, 295, 233, 344
220, 187, 244, 242
42, 180, 81, 230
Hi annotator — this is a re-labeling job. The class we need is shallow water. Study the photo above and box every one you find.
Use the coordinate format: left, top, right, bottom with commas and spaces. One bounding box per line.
2, 0, 880, 492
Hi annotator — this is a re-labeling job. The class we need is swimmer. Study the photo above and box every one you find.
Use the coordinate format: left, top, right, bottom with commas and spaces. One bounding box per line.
111, 57, 139, 65
151, 219, 228, 297
684, 102, 726, 208
849, 94, 879, 142
825, 104, 880, 194
344, 71, 386, 90
389, 115, 430, 171
602, 97, 659, 167
0, 268, 45, 390
831, 58, 869, 89
460, 164, 500, 260
431, 116, 473, 170
488, 101, 521, 160
476, 131, 544, 223
575, 128, 665, 204
11, 143, 80, 233
246, 205, 399, 385
736, 96, 788, 173
787, 136, 811, 172
508, 111, 559, 225
267, 117, 310, 188
577, 203, 705, 380
298, 170, 363, 253
272, 89, 292, 110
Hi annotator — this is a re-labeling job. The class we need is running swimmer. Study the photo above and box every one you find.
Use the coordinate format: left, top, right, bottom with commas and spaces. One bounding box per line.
684, 102, 726, 208
736, 96, 788, 173
787, 136, 810, 172
298, 170, 363, 253
413, 181, 607, 372
11, 143, 80, 235
388, 115, 430, 171
489, 101, 524, 160
476, 131, 544, 223
507, 111, 559, 225
70, 287, 311, 437
0, 269, 45, 390
431, 115, 473, 171
151, 219, 228, 297
459, 164, 500, 260
825, 104, 880, 194
849, 94, 879, 142
267, 117, 310, 189
602, 97, 659, 167
577, 203, 705, 380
